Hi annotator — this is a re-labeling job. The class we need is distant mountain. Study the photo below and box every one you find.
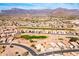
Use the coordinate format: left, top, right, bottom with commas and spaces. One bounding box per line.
51, 8, 79, 16
0, 8, 52, 15
0, 8, 79, 16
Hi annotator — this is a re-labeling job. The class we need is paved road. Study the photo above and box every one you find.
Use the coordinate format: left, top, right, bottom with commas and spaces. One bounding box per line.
1, 43, 79, 56
0, 43, 38, 56
38, 49, 79, 56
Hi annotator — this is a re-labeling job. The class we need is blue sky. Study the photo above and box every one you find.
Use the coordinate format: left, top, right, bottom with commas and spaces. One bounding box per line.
0, 3, 79, 10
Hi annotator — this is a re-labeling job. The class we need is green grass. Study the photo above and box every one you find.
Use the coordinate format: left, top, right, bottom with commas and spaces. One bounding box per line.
21, 35, 48, 40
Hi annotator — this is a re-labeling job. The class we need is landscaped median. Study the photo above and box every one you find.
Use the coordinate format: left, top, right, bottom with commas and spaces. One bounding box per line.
18, 26, 75, 30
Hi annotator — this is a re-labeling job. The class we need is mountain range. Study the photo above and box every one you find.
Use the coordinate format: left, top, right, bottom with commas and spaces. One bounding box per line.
0, 8, 79, 16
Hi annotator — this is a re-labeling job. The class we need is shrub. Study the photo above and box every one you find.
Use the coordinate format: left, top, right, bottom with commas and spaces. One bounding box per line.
67, 37, 79, 42
58, 38, 63, 40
